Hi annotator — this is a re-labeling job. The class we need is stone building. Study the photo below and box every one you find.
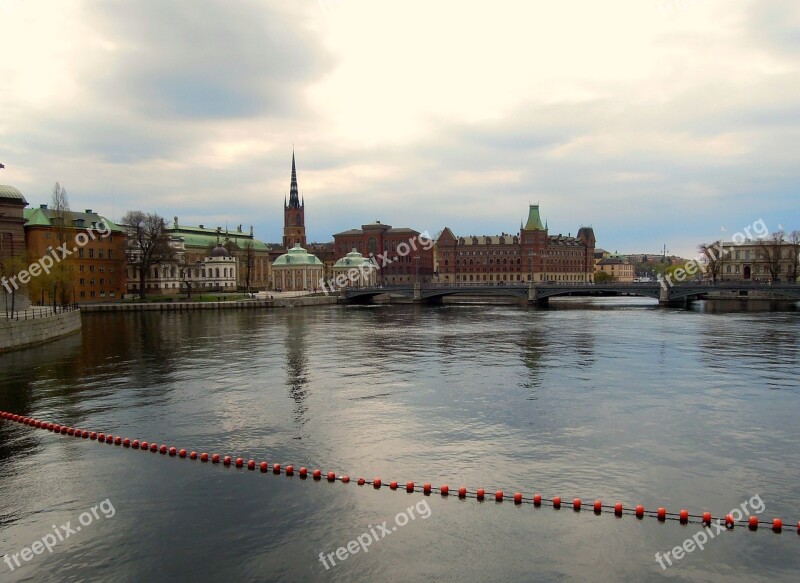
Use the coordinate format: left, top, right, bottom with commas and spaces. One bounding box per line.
271, 243, 324, 292
0, 185, 30, 310
328, 249, 378, 290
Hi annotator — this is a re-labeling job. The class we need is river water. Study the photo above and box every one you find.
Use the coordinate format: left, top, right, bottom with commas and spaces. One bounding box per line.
1, 298, 799, 582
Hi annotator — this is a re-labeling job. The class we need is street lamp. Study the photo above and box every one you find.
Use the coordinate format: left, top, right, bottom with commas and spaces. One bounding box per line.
52, 282, 57, 311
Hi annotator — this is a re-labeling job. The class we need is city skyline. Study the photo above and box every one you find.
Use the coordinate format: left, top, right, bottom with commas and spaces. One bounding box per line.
1, 1, 799, 258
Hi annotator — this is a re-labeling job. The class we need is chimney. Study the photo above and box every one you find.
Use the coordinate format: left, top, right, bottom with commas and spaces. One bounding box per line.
40, 204, 48, 209
199, 224, 204, 229
85, 209, 92, 214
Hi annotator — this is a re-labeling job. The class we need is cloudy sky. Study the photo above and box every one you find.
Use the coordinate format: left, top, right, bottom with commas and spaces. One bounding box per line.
1, 0, 798, 256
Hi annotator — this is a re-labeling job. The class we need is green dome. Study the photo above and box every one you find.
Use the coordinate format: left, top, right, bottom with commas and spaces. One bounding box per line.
333, 249, 373, 269
0, 185, 27, 203
273, 244, 323, 266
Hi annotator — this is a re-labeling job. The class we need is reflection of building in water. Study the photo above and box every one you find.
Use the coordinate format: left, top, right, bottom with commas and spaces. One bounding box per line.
283, 312, 310, 428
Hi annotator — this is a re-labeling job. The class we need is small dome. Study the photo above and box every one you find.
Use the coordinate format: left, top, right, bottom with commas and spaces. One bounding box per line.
210, 244, 231, 258
0, 185, 27, 203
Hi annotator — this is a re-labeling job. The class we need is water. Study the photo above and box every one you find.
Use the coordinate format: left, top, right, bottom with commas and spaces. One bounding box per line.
1, 298, 799, 582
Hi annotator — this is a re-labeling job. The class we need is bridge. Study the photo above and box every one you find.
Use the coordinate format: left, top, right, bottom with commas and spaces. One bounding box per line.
341, 282, 800, 305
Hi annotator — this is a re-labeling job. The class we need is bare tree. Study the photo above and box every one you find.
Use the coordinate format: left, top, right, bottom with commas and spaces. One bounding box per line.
756, 230, 785, 282
241, 240, 255, 292
122, 211, 177, 298
51, 182, 74, 303
788, 230, 800, 282
698, 241, 723, 283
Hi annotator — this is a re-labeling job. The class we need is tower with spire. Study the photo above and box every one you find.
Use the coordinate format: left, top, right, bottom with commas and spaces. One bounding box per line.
283, 150, 306, 249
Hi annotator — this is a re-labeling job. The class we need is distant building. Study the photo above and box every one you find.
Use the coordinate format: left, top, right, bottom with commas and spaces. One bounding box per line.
333, 221, 434, 284
24, 204, 127, 303
718, 239, 800, 282
435, 205, 596, 284
271, 244, 324, 291
0, 185, 30, 310
283, 151, 306, 249
329, 249, 378, 289
167, 219, 271, 290
595, 255, 635, 282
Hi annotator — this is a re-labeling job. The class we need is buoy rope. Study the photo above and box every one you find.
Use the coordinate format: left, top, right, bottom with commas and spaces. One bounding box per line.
1, 410, 795, 535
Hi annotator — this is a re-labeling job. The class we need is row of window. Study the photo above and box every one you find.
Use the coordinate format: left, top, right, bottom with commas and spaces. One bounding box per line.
78, 278, 115, 286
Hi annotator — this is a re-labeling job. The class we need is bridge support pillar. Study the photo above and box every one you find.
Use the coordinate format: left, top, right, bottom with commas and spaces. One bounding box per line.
413, 282, 421, 302
528, 283, 548, 305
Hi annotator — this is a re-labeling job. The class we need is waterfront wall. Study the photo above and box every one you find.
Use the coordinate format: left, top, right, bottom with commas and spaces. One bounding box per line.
80, 296, 338, 312
0, 310, 82, 353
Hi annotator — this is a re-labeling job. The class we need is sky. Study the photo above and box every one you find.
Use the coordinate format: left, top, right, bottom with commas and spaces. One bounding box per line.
1, 0, 798, 257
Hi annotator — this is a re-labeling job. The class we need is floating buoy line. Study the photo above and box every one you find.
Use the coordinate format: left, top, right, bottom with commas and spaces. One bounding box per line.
1, 410, 796, 535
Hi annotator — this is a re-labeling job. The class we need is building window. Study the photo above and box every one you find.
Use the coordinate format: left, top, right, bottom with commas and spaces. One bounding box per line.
89, 248, 95, 258
79, 248, 84, 258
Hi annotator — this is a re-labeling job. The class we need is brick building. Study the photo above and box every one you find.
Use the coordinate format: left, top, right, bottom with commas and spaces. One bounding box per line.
0, 185, 30, 310
333, 221, 434, 284
24, 204, 127, 303
435, 205, 596, 284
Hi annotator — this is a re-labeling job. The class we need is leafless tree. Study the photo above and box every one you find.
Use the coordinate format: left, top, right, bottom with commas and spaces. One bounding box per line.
788, 230, 800, 282
756, 230, 785, 282
122, 211, 176, 298
698, 241, 724, 283
241, 240, 255, 292
51, 182, 74, 303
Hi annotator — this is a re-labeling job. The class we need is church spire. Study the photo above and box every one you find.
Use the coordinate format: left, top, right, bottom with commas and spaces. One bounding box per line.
288, 150, 301, 209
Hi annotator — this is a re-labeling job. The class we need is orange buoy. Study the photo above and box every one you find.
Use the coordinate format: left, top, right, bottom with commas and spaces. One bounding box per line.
273, 463, 281, 473
313, 469, 322, 479
389, 481, 398, 490
635, 505, 644, 518
150, 443, 158, 452
553, 496, 561, 509
160, 445, 168, 455
235, 458, 243, 468
327, 471, 336, 482
357, 477, 366, 486
514, 492, 523, 504
201, 453, 209, 462
441, 485, 449, 496
212, 454, 220, 463
341, 475, 350, 483
190, 451, 198, 460
679, 509, 689, 523
594, 500, 602, 513
90, 432, 98, 440
260, 461, 269, 472
494, 490, 503, 502
373, 478, 382, 488
749, 516, 759, 530
424, 483, 432, 494
286, 465, 294, 475
476, 488, 485, 500
458, 487, 467, 498
114, 437, 122, 445
614, 503, 623, 516
123, 438, 131, 447
179, 449, 187, 458
169, 447, 177, 456
406, 481, 415, 493
534, 493, 542, 506
299, 467, 307, 477
773, 518, 783, 532
97, 433, 104, 441
132, 439, 140, 449
657, 508, 666, 521
247, 460, 256, 470
725, 514, 734, 528
702, 512, 712, 525
574, 498, 582, 511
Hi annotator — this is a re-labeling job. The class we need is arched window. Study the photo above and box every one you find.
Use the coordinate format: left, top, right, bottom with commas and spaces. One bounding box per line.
296, 213, 301, 226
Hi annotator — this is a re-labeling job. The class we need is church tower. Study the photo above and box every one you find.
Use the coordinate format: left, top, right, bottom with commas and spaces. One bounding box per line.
283, 150, 306, 249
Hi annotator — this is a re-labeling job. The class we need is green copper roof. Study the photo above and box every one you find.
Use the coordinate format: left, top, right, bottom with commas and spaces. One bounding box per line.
23, 207, 124, 232
0, 185, 28, 203
168, 227, 270, 252
523, 204, 545, 231
273, 244, 323, 266
333, 249, 374, 269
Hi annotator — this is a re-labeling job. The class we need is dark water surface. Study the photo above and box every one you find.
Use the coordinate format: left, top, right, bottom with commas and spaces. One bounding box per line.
1, 299, 799, 582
